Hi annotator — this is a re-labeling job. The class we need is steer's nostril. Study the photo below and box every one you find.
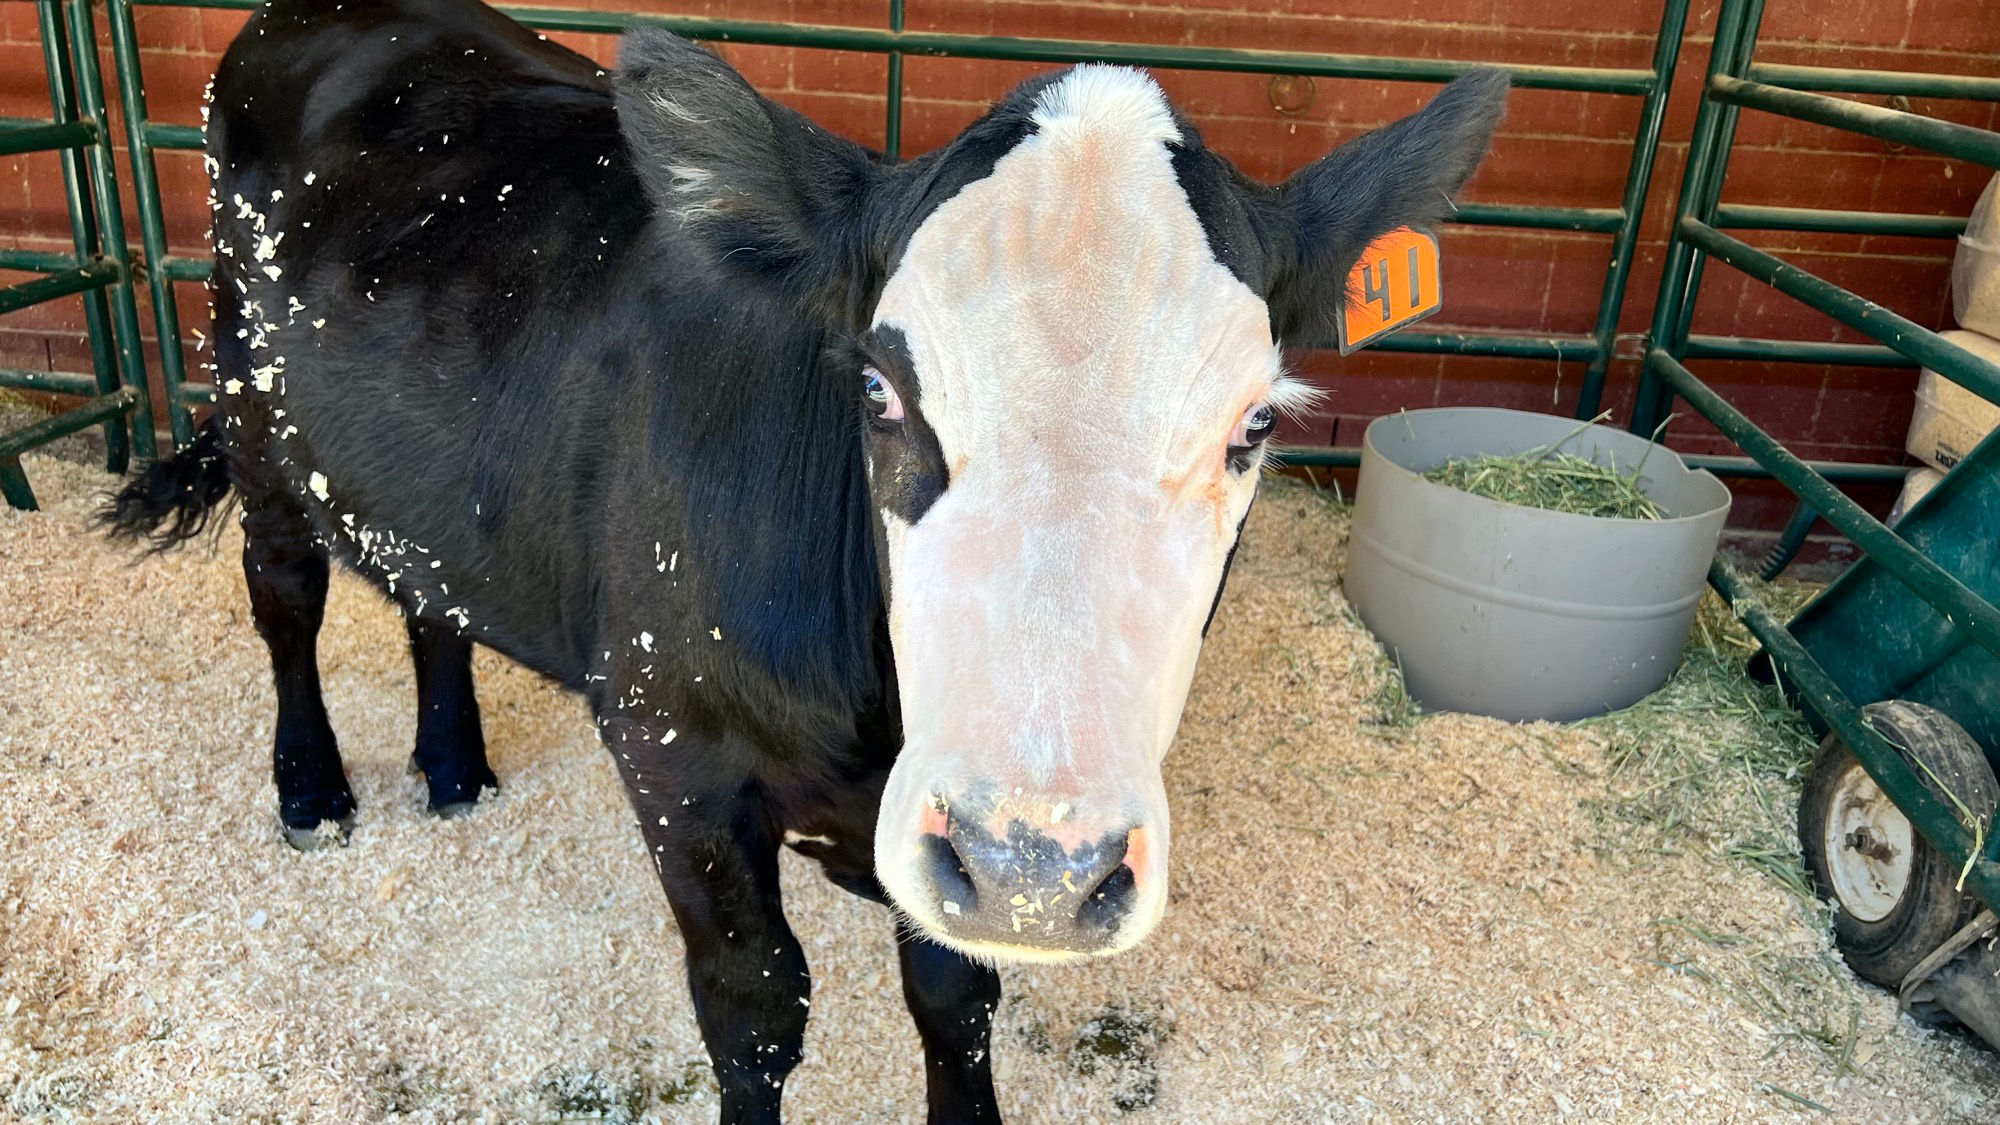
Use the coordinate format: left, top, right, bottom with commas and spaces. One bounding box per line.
907, 797, 1152, 955
919, 831, 977, 918
1076, 861, 1137, 934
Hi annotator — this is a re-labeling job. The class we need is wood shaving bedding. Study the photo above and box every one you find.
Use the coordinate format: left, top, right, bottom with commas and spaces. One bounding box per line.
2, 451, 1993, 1123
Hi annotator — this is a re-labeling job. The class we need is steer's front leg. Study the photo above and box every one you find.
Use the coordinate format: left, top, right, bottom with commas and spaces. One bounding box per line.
611, 727, 808, 1124
898, 922, 1003, 1123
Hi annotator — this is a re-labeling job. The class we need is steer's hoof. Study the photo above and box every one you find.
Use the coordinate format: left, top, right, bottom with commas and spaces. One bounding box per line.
431, 798, 481, 821
280, 815, 355, 852
410, 757, 499, 820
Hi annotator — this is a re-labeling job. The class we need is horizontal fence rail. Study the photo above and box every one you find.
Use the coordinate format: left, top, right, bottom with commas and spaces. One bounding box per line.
0, 259, 118, 316
1681, 334, 1918, 367
0, 116, 95, 157
1709, 74, 2000, 169
1712, 203, 1967, 239
1748, 62, 2000, 102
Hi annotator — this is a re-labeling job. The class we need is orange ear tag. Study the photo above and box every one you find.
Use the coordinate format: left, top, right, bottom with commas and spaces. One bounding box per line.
1336, 227, 1442, 355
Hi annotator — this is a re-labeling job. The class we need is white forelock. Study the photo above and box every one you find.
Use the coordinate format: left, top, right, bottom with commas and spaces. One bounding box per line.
1029, 65, 1181, 148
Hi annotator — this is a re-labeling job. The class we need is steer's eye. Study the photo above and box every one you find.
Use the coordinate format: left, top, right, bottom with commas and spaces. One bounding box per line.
1230, 403, 1276, 450
863, 366, 904, 422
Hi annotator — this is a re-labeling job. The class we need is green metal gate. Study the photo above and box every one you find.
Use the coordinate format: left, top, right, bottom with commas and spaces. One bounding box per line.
1634, 0, 2000, 910
101, 0, 1695, 454
0, 0, 154, 509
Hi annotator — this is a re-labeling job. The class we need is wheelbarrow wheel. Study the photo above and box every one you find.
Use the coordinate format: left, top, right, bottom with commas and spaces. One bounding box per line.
1798, 701, 1998, 989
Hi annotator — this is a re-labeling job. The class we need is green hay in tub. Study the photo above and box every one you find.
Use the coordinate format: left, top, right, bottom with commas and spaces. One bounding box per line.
1421, 413, 1666, 520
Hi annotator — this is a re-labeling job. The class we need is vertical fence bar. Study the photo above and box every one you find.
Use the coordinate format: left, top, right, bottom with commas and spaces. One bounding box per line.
103, 0, 190, 450
1677, 0, 1766, 330
1573, 0, 1691, 419
883, 0, 906, 159
64, 0, 155, 462
35, 0, 127, 472
1631, 0, 1763, 436
0, 455, 32, 508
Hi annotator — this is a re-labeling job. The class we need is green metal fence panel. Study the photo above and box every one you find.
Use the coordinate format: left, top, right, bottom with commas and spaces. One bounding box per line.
1633, 0, 2000, 914
59, 0, 154, 465
0, 0, 154, 510
109, 0, 1694, 449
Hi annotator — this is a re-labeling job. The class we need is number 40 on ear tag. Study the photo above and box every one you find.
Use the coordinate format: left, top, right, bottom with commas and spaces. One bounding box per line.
1336, 227, 1442, 355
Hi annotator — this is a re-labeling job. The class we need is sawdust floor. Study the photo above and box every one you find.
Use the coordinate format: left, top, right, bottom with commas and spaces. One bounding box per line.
3, 450, 1996, 1123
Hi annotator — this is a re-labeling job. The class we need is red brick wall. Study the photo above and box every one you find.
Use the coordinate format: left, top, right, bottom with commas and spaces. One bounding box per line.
4, 0, 1998, 532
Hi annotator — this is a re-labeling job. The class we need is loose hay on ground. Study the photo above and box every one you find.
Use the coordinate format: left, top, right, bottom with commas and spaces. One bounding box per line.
2, 451, 1994, 1122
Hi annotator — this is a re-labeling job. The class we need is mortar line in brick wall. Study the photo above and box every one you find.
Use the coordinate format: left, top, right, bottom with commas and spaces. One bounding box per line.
0, 234, 78, 255
0, 331, 57, 372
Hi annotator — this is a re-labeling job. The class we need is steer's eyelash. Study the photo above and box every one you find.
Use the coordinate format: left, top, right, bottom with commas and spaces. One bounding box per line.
1263, 373, 1323, 422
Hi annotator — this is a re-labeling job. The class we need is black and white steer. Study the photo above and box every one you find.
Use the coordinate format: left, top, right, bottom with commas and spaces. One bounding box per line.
109, 0, 1505, 1118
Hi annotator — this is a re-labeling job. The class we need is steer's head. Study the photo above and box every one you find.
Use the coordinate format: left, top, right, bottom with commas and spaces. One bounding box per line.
618, 35, 1506, 962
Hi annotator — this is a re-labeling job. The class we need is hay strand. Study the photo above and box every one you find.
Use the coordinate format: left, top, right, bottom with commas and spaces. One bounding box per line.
1421, 412, 1666, 520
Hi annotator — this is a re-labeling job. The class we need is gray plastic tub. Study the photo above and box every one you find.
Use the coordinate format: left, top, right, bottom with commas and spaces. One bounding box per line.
1344, 407, 1733, 722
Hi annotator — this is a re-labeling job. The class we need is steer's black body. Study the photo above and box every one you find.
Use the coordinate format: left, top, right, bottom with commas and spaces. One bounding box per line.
196, 4, 986, 1117
108, 0, 1506, 1118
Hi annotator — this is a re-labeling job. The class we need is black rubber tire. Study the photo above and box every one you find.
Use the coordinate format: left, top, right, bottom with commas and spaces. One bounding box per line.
1798, 701, 1998, 989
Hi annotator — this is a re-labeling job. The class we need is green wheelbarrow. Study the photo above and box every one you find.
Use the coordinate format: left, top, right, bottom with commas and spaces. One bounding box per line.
1752, 426, 2000, 1047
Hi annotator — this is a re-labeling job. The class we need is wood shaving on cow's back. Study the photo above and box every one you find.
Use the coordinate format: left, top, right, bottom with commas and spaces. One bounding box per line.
2, 453, 1993, 1122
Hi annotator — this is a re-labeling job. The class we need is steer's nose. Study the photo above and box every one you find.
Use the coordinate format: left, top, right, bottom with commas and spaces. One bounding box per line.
913, 793, 1150, 956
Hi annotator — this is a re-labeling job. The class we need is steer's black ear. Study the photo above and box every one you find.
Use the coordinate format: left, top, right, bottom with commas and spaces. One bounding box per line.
615, 30, 883, 322
1264, 69, 1509, 348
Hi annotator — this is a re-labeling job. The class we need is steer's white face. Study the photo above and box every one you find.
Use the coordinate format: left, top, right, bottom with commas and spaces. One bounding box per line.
866, 67, 1313, 963
615, 19, 1502, 968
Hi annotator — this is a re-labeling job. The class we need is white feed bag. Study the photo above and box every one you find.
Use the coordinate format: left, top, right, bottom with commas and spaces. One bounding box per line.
1954, 173, 2000, 336
1906, 328, 2000, 473
1886, 466, 1944, 526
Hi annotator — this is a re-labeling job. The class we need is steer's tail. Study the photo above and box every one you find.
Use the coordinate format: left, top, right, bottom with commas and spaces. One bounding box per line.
100, 415, 233, 551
